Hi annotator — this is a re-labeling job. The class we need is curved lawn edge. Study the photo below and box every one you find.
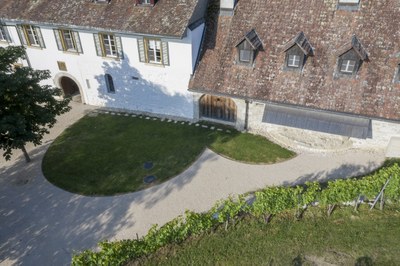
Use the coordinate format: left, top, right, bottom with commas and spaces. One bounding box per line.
208, 146, 296, 165
42, 114, 295, 196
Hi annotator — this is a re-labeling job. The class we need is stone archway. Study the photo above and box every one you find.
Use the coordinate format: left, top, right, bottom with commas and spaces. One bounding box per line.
60, 76, 81, 102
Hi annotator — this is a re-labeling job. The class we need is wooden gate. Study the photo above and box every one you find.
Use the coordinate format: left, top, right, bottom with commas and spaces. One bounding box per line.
200, 95, 237, 122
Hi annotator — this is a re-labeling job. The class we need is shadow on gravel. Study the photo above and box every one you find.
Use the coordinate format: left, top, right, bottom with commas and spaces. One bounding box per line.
283, 161, 381, 187
0, 138, 216, 265
0, 144, 137, 265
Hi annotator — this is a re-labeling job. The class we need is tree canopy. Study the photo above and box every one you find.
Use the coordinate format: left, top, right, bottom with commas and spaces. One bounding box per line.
0, 46, 71, 162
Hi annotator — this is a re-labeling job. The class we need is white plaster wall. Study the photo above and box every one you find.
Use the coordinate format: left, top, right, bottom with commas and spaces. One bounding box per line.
2, 23, 205, 119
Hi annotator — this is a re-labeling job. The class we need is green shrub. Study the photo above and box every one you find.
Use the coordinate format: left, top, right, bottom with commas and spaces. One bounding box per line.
72, 164, 400, 265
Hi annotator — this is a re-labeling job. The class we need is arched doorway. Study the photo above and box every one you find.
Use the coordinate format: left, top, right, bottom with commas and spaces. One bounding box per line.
60, 76, 81, 102
200, 95, 237, 122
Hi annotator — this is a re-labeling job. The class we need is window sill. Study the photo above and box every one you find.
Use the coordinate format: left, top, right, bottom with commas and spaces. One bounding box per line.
234, 61, 254, 68
62, 50, 80, 55
26, 45, 44, 50
334, 71, 358, 79
101, 56, 121, 61
144, 62, 165, 68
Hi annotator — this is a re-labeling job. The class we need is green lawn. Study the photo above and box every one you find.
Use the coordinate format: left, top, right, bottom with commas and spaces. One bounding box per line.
139, 205, 400, 265
42, 114, 294, 195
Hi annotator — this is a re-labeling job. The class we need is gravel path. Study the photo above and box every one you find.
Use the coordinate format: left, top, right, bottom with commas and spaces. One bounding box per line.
0, 103, 386, 266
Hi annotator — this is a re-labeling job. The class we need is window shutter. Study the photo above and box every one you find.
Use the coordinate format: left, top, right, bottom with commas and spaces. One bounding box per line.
3, 26, 12, 43
137, 38, 146, 62
16, 25, 27, 46
53, 29, 63, 50
93, 33, 103, 56
73, 31, 83, 54
161, 41, 169, 66
115, 36, 124, 59
35, 27, 45, 48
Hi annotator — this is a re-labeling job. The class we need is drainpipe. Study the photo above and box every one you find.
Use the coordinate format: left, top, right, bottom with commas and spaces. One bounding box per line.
244, 99, 250, 132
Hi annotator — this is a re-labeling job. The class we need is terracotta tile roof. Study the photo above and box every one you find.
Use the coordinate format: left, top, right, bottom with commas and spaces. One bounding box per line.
190, 0, 400, 121
0, 0, 200, 37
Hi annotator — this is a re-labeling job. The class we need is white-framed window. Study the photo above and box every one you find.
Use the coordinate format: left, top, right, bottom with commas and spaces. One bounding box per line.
23, 25, 40, 46
338, 0, 360, 3
338, 0, 361, 10
54, 29, 83, 53
102, 34, 117, 57
146, 39, 162, 64
141, 0, 151, 4
287, 54, 301, 68
340, 59, 356, 73
17, 25, 45, 48
62, 30, 76, 51
94, 33, 123, 59
137, 38, 169, 65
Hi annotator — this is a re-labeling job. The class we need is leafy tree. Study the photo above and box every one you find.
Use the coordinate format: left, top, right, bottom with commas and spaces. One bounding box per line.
0, 46, 71, 162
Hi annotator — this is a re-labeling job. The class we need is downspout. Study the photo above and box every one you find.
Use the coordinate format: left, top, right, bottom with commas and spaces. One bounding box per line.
244, 99, 249, 132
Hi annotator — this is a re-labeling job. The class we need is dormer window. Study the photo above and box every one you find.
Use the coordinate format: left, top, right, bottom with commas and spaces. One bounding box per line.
94, 0, 111, 3
337, 0, 361, 11
238, 41, 253, 63
340, 60, 356, 73
282, 32, 313, 71
337, 35, 368, 76
235, 29, 262, 66
136, 0, 156, 5
288, 55, 301, 68
395, 64, 400, 83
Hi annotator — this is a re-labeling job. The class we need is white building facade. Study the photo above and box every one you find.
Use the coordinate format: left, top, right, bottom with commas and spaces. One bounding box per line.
0, 0, 207, 119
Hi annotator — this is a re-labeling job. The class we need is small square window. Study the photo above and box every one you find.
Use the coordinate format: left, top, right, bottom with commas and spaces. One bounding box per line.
340, 60, 356, 73
287, 54, 301, 68
57, 61, 67, 71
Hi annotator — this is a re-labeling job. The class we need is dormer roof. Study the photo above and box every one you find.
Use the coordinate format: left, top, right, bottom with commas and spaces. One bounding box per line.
236, 29, 262, 50
337, 35, 368, 60
282, 31, 313, 56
